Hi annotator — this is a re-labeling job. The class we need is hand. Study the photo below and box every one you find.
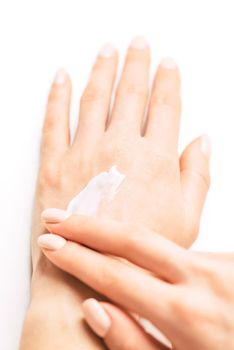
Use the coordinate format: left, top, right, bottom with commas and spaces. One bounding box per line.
39, 212, 234, 350
32, 37, 211, 274
25, 36, 210, 349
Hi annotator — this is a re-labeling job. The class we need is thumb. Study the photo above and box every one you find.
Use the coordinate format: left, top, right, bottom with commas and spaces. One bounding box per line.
180, 134, 211, 242
82, 299, 171, 350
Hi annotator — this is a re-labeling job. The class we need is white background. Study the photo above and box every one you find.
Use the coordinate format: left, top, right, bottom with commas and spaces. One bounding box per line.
1, 0, 234, 348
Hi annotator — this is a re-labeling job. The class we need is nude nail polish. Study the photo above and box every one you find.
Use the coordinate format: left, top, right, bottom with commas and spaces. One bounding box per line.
99, 43, 116, 58
82, 299, 111, 337
130, 36, 148, 49
54, 68, 67, 85
160, 57, 177, 69
41, 208, 71, 223
38, 233, 66, 250
200, 134, 212, 158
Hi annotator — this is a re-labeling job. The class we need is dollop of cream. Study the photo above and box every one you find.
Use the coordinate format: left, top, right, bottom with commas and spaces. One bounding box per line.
67, 165, 125, 216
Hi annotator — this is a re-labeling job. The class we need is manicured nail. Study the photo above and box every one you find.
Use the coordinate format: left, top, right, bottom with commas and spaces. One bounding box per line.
53, 68, 67, 85
82, 299, 111, 337
99, 43, 116, 58
160, 57, 177, 69
41, 208, 71, 223
38, 233, 66, 250
200, 134, 212, 158
130, 36, 148, 49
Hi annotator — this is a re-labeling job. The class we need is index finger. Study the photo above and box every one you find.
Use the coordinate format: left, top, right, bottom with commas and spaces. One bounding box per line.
42, 210, 190, 282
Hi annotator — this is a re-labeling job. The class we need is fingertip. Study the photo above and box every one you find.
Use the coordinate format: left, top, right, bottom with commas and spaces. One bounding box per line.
37, 233, 67, 250
82, 299, 111, 337
41, 208, 72, 224
129, 35, 149, 50
53, 68, 68, 85
160, 57, 178, 70
98, 43, 117, 59
200, 134, 212, 159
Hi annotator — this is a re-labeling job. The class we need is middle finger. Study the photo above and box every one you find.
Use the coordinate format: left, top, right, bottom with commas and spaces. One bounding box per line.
108, 36, 150, 134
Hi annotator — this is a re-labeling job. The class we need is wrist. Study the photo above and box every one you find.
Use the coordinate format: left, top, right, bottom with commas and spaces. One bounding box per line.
20, 296, 104, 350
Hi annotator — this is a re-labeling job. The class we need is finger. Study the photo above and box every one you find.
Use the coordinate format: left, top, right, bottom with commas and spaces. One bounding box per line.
82, 299, 171, 350
73, 43, 118, 147
38, 233, 174, 326
41, 69, 71, 159
180, 135, 211, 240
108, 36, 150, 134
42, 210, 190, 282
144, 58, 181, 155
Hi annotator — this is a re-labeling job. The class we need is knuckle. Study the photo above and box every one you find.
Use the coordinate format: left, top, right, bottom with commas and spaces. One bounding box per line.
199, 171, 211, 190
47, 86, 65, 107
100, 259, 122, 290
102, 136, 130, 164
170, 286, 219, 328
44, 104, 67, 132
192, 258, 224, 289
123, 224, 145, 251
117, 83, 148, 99
169, 289, 199, 326
43, 115, 57, 131
183, 168, 210, 190
80, 84, 107, 104
38, 162, 62, 189
145, 152, 178, 179
150, 91, 180, 111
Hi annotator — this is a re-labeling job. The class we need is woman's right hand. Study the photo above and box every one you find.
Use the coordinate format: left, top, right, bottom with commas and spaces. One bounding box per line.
39, 212, 234, 350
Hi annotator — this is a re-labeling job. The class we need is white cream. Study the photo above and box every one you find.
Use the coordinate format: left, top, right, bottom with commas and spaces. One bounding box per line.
67, 165, 125, 215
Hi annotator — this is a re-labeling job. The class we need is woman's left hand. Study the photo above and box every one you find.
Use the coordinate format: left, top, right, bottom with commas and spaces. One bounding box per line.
38, 210, 234, 350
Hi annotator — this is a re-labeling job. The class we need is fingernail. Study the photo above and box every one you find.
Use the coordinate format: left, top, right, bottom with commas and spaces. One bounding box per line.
41, 208, 71, 223
99, 43, 116, 58
160, 57, 177, 69
82, 299, 111, 337
38, 233, 66, 250
53, 68, 67, 85
130, 36, 148, 49
200, 134, 212, 158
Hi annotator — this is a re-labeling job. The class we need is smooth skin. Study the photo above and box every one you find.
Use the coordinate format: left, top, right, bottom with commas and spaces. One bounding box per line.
20, 36, 210, 349
39, 212, 234, 350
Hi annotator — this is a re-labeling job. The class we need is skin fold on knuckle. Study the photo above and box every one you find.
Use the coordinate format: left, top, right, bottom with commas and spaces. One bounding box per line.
122, 226, 148, 255
181, 167, 211, 191
150, 91, 181, 112
99, 260, 120, 290
117, 83, 148, 100
47, 87, 68, 110
168, 289, 202, 329
80, 84, 108, 104
190, 257, 231, 297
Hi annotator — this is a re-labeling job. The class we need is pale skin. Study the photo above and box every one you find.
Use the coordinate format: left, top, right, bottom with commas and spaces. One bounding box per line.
39, 213, 234, 350
19, 36, 210, 349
